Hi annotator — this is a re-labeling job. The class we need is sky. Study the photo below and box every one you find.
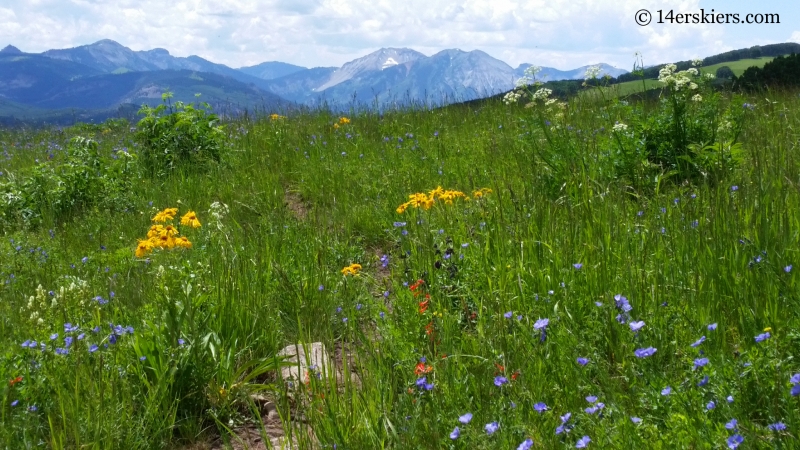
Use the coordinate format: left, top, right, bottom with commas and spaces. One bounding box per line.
0, 0, 798, 71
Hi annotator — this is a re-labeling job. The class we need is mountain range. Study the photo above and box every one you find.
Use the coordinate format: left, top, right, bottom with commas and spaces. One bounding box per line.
0, 39, 628, 122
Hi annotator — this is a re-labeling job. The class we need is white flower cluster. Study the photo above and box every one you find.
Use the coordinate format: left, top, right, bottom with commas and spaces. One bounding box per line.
531, 88, 553, 101
23, 278, 90, 324
658, 64, 702, 91
503, 90, 524, 104
208, 201, 230, 232
692, 94, 703, 102
691, 58, 703, 67
612, 122, 629, 132
584, 64, 602, 80
516, 65, 543, 87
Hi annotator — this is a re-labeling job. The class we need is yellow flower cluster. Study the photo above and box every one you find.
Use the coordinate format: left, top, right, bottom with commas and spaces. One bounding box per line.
270, 113, 285, 120
135, 208, 201, 258
333, 117, 351, 129
395, 186, 490, 214
472, 188, 493, 198
341, 263, 362, 276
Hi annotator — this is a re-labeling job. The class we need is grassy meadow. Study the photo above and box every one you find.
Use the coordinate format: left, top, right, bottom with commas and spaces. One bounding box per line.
601, 57, 777, 97
1, 65, 799, 449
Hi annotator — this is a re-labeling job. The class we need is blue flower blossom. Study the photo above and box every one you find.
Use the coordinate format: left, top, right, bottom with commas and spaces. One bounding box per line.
450, 427, 460, 440
727, 434, 743, 449
690, 336, 706, 347
768, 422, 787, 431
755, 332, 771, 342
694, 358, 709, 369
459, 413, 473, 424
485, 422, 499, 435
634, 347, 657, 358
577, 357, 589, 366
518, 438, 534, 450
533, 402, 548, 413
629, 321, 645, 332
661, 386, 672, 396
576, 435, 591, 448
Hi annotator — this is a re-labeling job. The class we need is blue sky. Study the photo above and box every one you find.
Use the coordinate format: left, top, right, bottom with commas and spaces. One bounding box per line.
0, 0, 797, 70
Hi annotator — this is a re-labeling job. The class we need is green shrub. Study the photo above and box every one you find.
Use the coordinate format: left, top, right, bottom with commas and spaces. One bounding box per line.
0, 136, 136, 230
134, 93, 226, 176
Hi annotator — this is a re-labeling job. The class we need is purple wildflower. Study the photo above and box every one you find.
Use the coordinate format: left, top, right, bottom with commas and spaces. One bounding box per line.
755, 332, 771, 343
768, 422, 787, 431
727, 434, 743, 449
694, 358, 709, 369
629, 321, 645, 332
450, 427, 460, 440
690, 336, 706, 347
634, 347, 657, 358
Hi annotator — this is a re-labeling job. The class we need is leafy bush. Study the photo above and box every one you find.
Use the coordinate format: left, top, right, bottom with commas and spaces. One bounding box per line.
0, 136, 136, 230
134, 93, 226, 176
716, 66, 735, 80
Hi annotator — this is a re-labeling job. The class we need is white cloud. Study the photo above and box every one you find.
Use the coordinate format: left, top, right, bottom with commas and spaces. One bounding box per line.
0, 0, 796, 70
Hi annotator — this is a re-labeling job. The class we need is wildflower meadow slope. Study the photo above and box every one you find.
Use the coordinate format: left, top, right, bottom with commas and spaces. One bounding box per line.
0, 63, 799, 449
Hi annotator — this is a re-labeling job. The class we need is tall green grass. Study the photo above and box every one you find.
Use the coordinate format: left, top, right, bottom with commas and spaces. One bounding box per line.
1, 77, 799, 449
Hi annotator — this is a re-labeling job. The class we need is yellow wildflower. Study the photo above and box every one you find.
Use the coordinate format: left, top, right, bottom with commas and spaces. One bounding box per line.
162, 225, 179, 237
147, 224, 165, 239
152, 207, 178, 223
408, 193, 430, 208
429, 186, 444, 199
155, 234, 176, 249
341, 263, 362, 276
333, 123, 339, 129
175, 236, 192, 249
135, 239, 154, 258
338, 117, 351, 125
396, 202, 410, 214
180, 211, 201, 228
472, 188, 493, 198
270, 113, 284, 120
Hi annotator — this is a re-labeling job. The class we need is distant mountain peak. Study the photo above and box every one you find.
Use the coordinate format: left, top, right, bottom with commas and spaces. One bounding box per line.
143, 48, 171, 56
1, 45, 22, 54
91, 39, 125, 47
